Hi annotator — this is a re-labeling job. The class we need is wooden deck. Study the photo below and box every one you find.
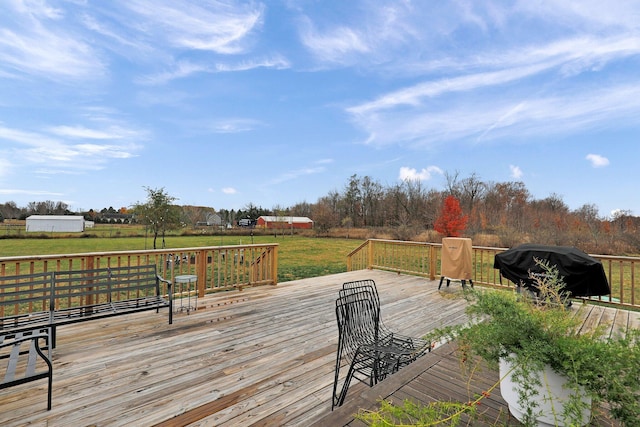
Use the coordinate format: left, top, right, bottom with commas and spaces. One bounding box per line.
313, 341, 516, 426
313, 342, 625, 427
1, 270, 638, 426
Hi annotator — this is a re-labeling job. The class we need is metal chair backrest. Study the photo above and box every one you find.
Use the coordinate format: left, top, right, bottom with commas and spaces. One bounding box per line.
341, 279, 393, 336
341, 279, 380, 308
335, 290, 381, 355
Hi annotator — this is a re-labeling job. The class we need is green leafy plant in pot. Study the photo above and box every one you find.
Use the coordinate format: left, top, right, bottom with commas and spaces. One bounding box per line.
431, 259, 640, 427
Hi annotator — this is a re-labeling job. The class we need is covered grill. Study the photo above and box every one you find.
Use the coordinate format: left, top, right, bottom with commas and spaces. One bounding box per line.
493, 244, 610, 297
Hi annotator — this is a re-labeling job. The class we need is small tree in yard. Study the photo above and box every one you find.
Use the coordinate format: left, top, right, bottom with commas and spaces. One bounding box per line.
434, 195, 468, 237
132, 187, 180, 249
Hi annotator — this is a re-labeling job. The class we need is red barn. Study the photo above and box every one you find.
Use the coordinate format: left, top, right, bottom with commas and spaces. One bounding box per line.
256, 216, 314, 230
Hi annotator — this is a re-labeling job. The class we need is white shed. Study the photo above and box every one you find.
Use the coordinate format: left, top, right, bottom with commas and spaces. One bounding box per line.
26, 215, 85, 233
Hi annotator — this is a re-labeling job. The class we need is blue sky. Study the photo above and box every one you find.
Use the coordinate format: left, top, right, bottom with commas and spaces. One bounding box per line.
1, 1, 639, 218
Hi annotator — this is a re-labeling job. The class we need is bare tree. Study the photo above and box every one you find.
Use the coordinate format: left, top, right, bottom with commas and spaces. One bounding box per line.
181, 205, 215, 228
312, 196, 339, 234
443, 170, 462, 198
290, 201, 312, 217
573, 204, 601, 245
360, 176, 384, 226
342, 174, 362, 227
0, 201, 22, 220
459, 173, 486, 233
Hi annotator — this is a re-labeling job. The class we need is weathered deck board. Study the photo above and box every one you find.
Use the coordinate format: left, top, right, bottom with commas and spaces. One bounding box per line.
308, 342, 508, 427
0, 270, 637, 427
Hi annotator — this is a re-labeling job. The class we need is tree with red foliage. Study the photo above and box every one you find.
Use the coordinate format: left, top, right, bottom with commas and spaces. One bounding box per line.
434, 195, 468, 237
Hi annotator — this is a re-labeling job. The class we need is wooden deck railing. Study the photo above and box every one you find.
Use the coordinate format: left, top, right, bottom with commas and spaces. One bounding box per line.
0, 244, 278, 318
347, 239, 640, 310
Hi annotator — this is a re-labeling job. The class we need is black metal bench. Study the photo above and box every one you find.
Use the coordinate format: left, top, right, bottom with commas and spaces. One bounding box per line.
0, 330, 52, 410
1, 265, 173, 346
0, 272, 54, 338
0, 264, 172, 408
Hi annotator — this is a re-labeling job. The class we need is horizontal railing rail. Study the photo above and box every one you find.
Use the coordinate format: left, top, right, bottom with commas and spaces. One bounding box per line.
0, 244, 278, 319
347, 239, 640, 310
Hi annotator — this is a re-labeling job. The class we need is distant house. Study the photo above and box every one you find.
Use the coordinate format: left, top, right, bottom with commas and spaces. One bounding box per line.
26, 215, 85, 232
206, 213, 223, 226
196, 213, 223, 227
256, 216, 314, 230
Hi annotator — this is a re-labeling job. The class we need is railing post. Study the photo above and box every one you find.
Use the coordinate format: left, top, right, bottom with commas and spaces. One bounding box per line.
86, 255, 96, 308
367, 240, 374, 269
197, 250, 207, 298
271, 245, 279, 285
429, 244, 437, 281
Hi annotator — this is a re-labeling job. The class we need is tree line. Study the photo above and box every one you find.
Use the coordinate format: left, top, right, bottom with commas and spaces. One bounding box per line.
2, 172, 639, 254
0, 201, 134, 224
0, 199, 271, 227
301, 173, 639, 254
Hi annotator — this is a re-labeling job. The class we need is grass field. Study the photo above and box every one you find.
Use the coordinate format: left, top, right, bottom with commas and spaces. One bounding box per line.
0, 233, 363, 282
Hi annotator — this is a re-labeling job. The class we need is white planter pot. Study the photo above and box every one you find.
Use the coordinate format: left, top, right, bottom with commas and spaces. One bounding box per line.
499, 356, 591, 427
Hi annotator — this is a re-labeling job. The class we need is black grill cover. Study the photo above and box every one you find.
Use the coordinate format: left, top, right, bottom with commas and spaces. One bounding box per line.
493, 244, 610, 297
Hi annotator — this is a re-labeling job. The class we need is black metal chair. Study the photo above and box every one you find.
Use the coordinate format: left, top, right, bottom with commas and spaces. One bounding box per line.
341, 279, 431, 361
332, 290, 404, 409
332, 284, 430, 409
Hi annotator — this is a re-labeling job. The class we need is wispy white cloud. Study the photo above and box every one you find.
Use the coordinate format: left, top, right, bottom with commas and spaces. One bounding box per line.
137, 61, 211, 85
0, 20, 105, 81
139, 56, 290, 85
0, 157, 12, 178
0, 188, 63, 197
297, 1, 432, 66
515, 1, 640, 32
1, 0, 271, 85
122, 0, 264, 54
586, 153, 610, 167
12, 1, 64, 19
337, 3, 640, 148
268, 166, 327, 186
81, 13, 136, 49
222, 187, 237, 195
348, 64, 552, 116
301, 23, 370, 63
207, 118, 263, 134
0, 123, 142, 171
510, 165, 523, 179
399, 166, 443, 181
48, 125, 142, 140
0, 126, 64, 149
22, 141, 136, 166
214, 56, 290, 72
349, 80, 640, 148
349, 34, 640, 116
